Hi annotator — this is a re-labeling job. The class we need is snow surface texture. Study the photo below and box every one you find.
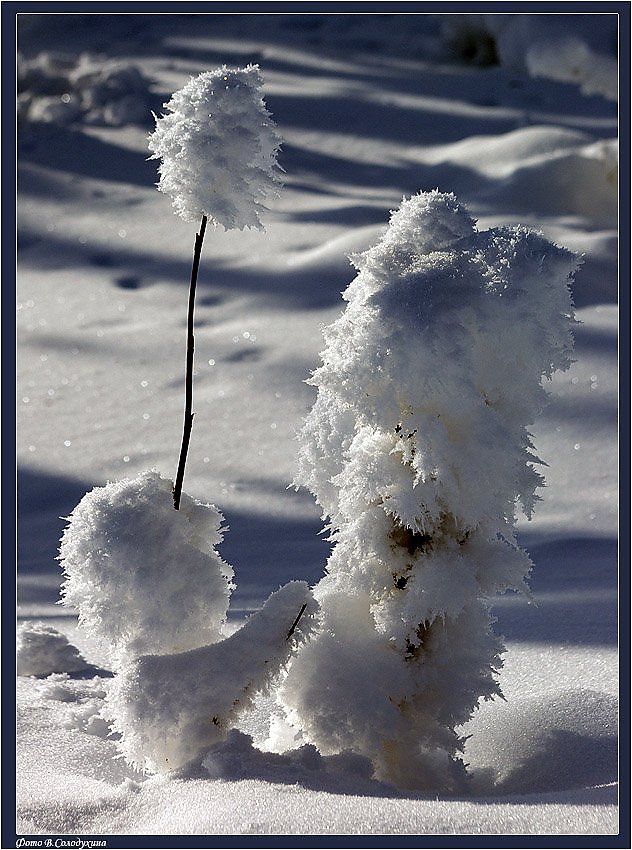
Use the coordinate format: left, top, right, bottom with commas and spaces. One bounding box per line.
59, 470, 233, 665
106, 581, 317, 774
281, 191, 578, 792
464, 686, 618, 795
148, 65, 282, 227
17, 11, 619, 837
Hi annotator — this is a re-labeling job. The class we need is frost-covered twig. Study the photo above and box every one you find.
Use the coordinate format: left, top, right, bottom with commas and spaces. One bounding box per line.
147, 65, 282, 506
58, 66, 298, 777
286, 603, 308, 641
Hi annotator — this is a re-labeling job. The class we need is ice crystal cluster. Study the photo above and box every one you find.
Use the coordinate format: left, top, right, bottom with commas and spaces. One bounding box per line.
147, 65, 282, 228
59, 470, 234, 665
280, 190, 578, 791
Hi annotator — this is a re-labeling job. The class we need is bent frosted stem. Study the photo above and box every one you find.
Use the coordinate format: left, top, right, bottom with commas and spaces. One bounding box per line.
173, 214, 208, 510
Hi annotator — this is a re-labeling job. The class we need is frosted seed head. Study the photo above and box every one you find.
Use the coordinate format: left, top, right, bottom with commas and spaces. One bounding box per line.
147, 65, 282, 229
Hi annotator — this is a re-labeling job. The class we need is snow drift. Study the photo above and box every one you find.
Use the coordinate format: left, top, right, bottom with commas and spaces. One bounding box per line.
17, 621, 92, 677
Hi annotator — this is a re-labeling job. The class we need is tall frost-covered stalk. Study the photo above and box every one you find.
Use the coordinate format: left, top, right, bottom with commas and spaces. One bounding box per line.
281, 191, 578, 791
147, 65, 282, 508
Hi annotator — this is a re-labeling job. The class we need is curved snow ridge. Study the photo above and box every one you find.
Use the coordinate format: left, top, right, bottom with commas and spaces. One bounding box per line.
464, 687, 618, 795
283, 225, 385, 271
426, 125, 601, 172
423, 126, 617, 225
477, 142, 617, 226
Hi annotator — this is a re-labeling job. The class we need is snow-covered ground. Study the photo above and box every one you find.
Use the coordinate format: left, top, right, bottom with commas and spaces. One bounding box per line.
15, 12, 619, 839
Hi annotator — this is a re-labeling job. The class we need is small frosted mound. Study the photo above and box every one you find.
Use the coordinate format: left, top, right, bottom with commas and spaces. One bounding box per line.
106, 581, 317, 774
59, 469, 234, 666
148, 64, 282, 228
525, 35, 618, 101
17, 621, 90, 677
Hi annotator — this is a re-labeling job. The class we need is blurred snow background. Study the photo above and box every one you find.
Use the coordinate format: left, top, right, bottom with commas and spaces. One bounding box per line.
16, 11, 619, 838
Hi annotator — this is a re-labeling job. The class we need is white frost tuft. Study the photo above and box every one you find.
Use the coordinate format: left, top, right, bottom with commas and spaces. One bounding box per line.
58, 469, 234, 666
281, 190, 578, 791
147, 64, 282, 228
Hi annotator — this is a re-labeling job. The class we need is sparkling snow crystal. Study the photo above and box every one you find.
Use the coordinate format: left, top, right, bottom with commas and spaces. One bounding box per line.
147, 65, 282, 228
59, 470, 234, 665
281, 190, 578, 791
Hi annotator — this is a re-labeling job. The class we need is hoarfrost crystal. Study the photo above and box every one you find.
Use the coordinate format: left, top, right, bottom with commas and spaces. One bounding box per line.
148, 65, 282, 228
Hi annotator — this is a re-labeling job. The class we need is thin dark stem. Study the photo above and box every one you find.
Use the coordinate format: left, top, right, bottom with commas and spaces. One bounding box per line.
286, 603, 308, 641
173, 214, 207, 510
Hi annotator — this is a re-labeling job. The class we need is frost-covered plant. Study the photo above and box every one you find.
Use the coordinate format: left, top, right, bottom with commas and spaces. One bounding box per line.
106, 581, 317, 773
147, 65, 282, 508
59, 470, 233, 666
56, 68, 306, 776
17, 52, 155, 127
59, 67, 282, 640
280, 190, 578, 791
441, 15, 618, 101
